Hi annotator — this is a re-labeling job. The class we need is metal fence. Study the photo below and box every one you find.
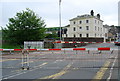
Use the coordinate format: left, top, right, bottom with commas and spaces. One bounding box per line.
24, 41, 44, 49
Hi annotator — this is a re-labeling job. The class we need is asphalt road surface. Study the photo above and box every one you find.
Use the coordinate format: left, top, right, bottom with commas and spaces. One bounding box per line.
1, 43, 120, 81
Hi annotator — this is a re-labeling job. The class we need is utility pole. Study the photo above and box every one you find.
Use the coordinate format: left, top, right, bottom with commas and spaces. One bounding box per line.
59, 0, 62, 41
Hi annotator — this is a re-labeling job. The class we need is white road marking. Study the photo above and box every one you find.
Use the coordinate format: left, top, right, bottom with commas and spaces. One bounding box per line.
107, 55, 117, 81
2, 62, 48, 80
53, 60, 63, 63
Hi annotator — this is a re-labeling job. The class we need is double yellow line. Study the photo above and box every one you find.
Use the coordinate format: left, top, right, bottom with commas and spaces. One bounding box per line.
34, 63, 72, 81
92, 60, 111, 81
0, 59, 18, 62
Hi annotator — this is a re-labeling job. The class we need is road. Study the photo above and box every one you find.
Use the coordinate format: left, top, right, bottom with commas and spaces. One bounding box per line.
1, 43, 120, 81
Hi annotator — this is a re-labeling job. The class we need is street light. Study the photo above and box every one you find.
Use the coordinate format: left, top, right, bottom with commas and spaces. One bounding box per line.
59, 0, 62, 41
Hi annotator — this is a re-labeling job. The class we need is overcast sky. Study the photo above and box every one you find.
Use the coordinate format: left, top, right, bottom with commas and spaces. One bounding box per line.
0, 0, 119, 28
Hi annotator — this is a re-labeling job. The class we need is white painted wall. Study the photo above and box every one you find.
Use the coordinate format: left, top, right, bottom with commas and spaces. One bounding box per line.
64, 15, 108, 38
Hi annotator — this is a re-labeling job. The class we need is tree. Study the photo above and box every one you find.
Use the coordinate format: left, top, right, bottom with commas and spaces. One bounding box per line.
2, 8, 46, 45
45, 32, 58, 39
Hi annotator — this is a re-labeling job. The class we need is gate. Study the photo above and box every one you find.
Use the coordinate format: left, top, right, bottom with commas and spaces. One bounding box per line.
1, 47, 119, 80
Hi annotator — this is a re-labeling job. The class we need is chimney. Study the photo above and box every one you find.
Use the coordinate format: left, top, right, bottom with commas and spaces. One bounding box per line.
90, 10, 94, 16
97, 14, 100, 19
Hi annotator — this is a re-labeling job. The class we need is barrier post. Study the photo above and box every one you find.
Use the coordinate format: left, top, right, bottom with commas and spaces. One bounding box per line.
64, 49, 65, 54
26, 50, 30, 70
111, 50, 114, 54
21, 50, 24, 69
98, 51, 101, 54
88, 50, 90, 54
52, 50, 54, 54
21, 45, 30, 70
26, 46, 31, 70
9, 50, 12, 54
20, 46, 24, 69
76, 50, 77, 54
21, 49, 25, 70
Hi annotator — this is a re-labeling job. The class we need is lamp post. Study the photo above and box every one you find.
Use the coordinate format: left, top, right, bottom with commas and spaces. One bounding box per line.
59, 0, 62, 41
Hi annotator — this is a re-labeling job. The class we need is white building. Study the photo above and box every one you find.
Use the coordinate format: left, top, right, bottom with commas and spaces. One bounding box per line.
63, 10, 108, 42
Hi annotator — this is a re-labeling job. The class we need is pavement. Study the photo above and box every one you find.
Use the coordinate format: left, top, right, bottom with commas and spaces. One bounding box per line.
1, 43, 120, 81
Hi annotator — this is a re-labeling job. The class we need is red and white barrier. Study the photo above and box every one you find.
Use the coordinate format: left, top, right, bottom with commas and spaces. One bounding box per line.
53, 41, 117, 44
98, 47, 110, 51
73, 48, 86, 50
0, 47, 117, 51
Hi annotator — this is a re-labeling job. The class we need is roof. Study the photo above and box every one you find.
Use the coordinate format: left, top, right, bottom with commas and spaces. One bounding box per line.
70, 14, 103, 22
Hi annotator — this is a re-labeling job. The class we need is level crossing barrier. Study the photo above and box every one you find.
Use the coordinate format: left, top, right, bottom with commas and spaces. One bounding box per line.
0, 47, 116, 51
1, 47, 118, 71
53, 41, 119, 44
0, 47, 116, 54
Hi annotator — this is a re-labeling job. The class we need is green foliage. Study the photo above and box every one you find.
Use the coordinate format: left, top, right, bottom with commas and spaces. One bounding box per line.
2, 8, 46, 45
46, 27, 60, 31
45, 32, 58, 39
2, 43, 21, 49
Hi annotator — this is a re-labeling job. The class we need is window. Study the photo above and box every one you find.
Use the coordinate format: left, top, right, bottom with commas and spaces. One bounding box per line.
86, 26, 89, 30
74, 34, 76, 37
98, 27, 99, 31
73, 21, 76, 24
95, 20, 96, 23
95, 33, 96, 37
73, 27, 76, 31
79, 21, 82, 24
79, 27, 82, 29
86, 34, 89, 37
80, 34, 82, 37
98, 21, 99, 24
86, 20, 89, 23
95, 26, 96, 30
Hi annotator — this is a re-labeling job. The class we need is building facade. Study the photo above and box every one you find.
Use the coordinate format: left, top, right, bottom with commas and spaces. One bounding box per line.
63, 10, 108, 42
